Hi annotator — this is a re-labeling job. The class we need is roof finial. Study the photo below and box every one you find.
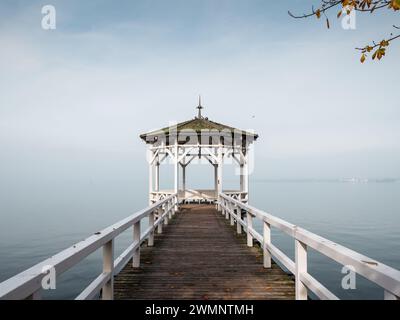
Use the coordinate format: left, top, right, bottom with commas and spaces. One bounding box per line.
197, 95, 203, 119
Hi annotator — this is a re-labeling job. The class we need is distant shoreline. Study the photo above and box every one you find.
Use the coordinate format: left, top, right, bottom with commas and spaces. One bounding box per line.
253, 178, 399, 183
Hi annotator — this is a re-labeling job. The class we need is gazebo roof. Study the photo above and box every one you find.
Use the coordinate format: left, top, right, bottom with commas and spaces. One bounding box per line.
140, 99, 258, 143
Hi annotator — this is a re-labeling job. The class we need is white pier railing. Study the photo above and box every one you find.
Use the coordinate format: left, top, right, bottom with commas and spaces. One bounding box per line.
0, 194, 178, 300
219, 192, 400, 300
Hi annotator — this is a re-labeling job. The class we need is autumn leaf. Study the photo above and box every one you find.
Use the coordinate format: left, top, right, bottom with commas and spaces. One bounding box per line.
391, 0, 400, 10
289, 0, 400, 63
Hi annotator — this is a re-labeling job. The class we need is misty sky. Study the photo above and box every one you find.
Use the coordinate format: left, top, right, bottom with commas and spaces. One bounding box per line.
1, 0, 399, 186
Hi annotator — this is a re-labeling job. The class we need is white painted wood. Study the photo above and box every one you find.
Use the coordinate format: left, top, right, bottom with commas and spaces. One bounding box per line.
169, 198, 174, 216
263, 221, 271, 268
294, 227, 400, 297
266, 242, 295, 274
230, 202, 235, 226
76, 273, 110, 300
132, 221, 141, 268
157, 208, 163, 234
102, 239, 114, 300
222, 192, 400, 299
155, 163, 159, 192
214, 165, 218, 199
177, 147, 194, 163
148, 149, 154, 205
220, 193, 296, 236
0, 194, 177, 300
148, 211, 155, 247
114, 242, 140, 275
300, 273, 338, 300
236, 206, 242, 234
217, 144, 223, 210
246, 212, 253, 247
169, 198, 173, 218
174, 141, 179, 209
295, 240, 307, 300
243, 151, 249, 202
182, 165, 186, 194
240, 164, 244, 193
248, 226, 263, 244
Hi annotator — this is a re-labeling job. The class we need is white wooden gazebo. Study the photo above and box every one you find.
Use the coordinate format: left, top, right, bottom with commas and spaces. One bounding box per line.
140, 98, 258, 206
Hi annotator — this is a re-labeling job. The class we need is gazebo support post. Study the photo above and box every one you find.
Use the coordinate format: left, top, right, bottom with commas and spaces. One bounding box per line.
148, 149, 154, 205
174, 140, 179, 211
217, 142, 223, 211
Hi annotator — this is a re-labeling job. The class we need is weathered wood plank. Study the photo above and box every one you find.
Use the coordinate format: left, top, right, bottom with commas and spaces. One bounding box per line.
114, 204, 295, 300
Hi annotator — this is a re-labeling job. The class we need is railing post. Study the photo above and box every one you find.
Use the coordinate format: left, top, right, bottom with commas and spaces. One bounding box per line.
230, 202, 235, 226
133, 221, 141, 268
102, 239, 114, 300
157, 208, 163, 234
164, 203, 169, 225
263, 221, 271, 268
295, 239, 308, 300
225, 200, 229, 220
148, 210, 155, 247
384, 290, 399, 300
246, 212, 253, 247
236, 205, 242, 234
169, 199, 173, 219
174, 194, 178, 212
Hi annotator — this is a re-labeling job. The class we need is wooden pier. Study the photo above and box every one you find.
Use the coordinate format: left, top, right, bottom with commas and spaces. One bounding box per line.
0, 104, 399, 300
0, 193, 399, 300
114, 205, 294, 300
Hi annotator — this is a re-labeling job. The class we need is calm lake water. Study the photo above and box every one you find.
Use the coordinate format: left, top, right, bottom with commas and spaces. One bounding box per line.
0, 180, 399, 299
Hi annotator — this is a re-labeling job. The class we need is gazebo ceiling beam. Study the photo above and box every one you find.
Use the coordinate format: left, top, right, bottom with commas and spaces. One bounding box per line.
165, 148, 175, 161
203, 154, 218, 166
150, 144, 246, 151
179, 155, 196, 167
178, 147, 194, 163
231, 153, 241, 165
158, 153, 168, 164
202, 148, 218, 163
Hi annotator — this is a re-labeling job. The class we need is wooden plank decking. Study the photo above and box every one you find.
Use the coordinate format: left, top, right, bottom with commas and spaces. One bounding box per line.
114, 204, 295, 300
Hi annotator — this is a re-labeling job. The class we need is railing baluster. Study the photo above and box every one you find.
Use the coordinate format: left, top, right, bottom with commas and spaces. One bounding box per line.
102, 239, 114, 300
263, 221, 271, 268
133, 221, 141, 268
174, 195, 178, 212
164, 203, 169, 225
246, 211, 253, 247
169, 199, 173, 219
148, 210, 155, 247
230, 202, 235, 226
236, 205, 242, 234
295, 239, 308, 300
157, 207, 163, 234
225, 200, 229, 220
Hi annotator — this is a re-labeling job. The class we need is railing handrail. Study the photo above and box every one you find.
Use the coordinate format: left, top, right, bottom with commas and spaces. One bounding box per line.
219, 192, 400, 300
0, 194, 178, 300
